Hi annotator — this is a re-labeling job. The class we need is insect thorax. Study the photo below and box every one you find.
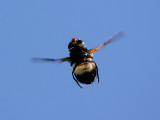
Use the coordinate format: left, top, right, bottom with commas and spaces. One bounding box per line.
69, 44, 93, 66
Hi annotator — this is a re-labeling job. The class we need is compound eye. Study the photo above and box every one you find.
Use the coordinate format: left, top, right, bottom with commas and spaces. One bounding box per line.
77, 40, 83, 44
77, 40, 85, 47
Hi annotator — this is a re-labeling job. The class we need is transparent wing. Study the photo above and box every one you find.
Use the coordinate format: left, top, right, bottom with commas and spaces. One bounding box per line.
88, 31, 124, 54
32, 57, 70, 63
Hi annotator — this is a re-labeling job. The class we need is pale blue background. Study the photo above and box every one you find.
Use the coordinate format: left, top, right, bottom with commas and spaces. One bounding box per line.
0, 0, 160, 120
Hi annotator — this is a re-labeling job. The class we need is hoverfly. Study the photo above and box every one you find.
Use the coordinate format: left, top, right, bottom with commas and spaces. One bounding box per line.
33, 31, 123, 89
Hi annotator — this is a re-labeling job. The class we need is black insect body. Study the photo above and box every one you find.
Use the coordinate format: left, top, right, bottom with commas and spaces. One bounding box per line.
68, 38, 99, 88
33, 32, 122, 89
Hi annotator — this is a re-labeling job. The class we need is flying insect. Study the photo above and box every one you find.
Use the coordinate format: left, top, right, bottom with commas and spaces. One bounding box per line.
33, 31, 123, 89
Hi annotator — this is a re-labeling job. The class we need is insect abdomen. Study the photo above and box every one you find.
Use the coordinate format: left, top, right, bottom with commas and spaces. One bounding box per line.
74, 62, 97, 84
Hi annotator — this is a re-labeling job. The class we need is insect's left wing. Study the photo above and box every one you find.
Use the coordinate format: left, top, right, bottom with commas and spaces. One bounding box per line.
32, 57, 70, 63
88, 31, 123, 54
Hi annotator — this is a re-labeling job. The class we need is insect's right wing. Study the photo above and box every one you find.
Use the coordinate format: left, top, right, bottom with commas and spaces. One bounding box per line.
88, 31, 124, 54
32, 57, 70, 63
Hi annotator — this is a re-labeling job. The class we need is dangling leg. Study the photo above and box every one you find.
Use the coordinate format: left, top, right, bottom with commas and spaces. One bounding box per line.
93, 62, 99, 85
72, 69, 83, 89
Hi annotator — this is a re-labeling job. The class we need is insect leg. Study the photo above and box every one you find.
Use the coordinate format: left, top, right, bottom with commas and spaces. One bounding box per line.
72, 69, 83, 89
93, 61, 99, 85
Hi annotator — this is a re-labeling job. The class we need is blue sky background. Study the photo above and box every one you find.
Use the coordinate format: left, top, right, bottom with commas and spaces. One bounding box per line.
0, 0, 160, 120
